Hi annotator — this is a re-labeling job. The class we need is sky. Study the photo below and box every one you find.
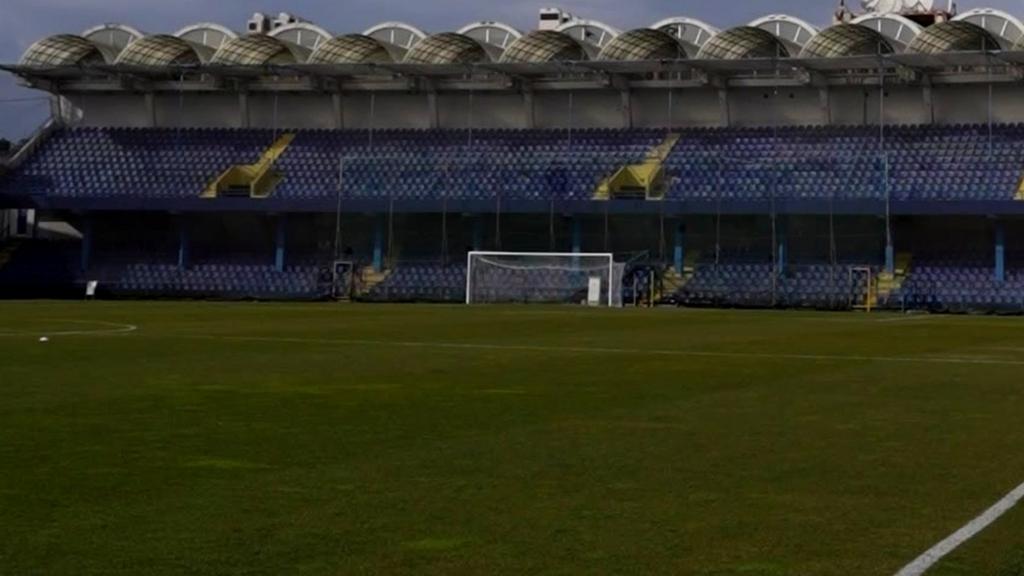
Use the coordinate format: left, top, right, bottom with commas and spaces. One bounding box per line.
1, 0, 1022, 139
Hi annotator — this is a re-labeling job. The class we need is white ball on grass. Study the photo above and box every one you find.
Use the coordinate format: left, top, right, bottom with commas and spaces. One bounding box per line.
39, 336, 49, 343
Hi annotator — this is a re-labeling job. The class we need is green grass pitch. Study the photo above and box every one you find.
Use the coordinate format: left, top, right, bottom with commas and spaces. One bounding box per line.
1, 301, 1023, 575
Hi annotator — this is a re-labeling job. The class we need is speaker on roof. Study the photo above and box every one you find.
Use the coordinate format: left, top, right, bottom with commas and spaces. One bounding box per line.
247, 12, 271, 34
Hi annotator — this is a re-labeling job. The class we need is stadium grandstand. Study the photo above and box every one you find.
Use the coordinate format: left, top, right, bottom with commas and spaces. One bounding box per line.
2, 1, 1024, 311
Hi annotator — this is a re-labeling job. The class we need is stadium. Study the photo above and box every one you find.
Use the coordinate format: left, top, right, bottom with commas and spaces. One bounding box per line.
2, 0, 1024, 574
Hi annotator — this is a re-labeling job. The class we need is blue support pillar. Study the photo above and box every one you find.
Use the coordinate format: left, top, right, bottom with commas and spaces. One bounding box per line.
571, 217, 582, 254
372, 215, 384, 272
472, 216, 483, 251
885, 243, 895, 275
995, 222, 1006, 283
274, 216, 287, 272
673, 222, 686, 273
80, 215, 93, 272
177, 218, 190, 270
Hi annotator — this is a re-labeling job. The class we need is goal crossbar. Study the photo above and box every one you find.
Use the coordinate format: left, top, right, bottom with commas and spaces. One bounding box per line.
465, 251, 616, 306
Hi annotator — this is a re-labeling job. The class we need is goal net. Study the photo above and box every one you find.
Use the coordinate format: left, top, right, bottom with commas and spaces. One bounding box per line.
466, 251, 623, 306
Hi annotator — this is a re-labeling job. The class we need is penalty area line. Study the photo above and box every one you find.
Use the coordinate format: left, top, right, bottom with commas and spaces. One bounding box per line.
895, 481, 1024, 576
182, 335, 1024, 367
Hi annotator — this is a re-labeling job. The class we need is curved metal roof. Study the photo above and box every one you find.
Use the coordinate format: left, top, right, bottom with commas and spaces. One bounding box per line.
20, 34, 106, 68
363, 22, 427, 51
650, 17, 719, 57
850, 13, 922, 51
748, 14, 818, 53
174, 23, 236, 55
308, 34, 399, 64
799, 24, 893, 58
115, 35, 204, 66
555, 20, 621, 57
403, 32, 490, 65
598, 28, 686, 61
268, 22, 332, 51
697, 26, 789, 59
500, 30, 587, 63
210, 34, 305, 66
952, 8, 1024, 50
905, 21, 999, 54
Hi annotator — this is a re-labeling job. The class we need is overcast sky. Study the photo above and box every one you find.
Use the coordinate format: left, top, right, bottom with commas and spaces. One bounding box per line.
1, 0, 1021, 139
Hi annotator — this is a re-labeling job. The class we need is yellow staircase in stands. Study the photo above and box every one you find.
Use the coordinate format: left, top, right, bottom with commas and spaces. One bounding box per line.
594, 134, 680, 201
876, 252, 912, 304
356, 266, 391, 297
1016, 176, 1024, 200
659, 250, 700, 299
202, 134, 295, 199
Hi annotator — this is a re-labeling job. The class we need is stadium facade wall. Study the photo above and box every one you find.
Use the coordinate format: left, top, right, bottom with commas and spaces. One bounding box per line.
63, 85, 1024, 131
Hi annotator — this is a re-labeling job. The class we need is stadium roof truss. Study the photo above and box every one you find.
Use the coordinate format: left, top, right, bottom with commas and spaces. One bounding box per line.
115, 35, 207, 67
697, 26, 790, 60
748, 14, 819, 54
308, 34, 402, 65
268, 22, 333, 51
363, 22, 428, 53
555, 20, 622, 58
210, 34, 309, 66
458, 21, 522, 60
799, 24, 894, 58
952, 8, 1024, 50
850, 13, 923, 51
20, 35, 107, 68
905, 20, 1000, 54
81, 24, 145, 61
174, 23, 237, 53
651, 17, 720, 58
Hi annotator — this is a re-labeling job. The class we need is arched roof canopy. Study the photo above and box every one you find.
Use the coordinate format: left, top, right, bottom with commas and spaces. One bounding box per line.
308, 34, 400, 64
697, 26, 789, 60
748, 14, 818, 54
952, 8, 1024, 50
20, 34, 106, 68
650, 17, 719, 58
599, 28, 686, 61
210, 34, 307, 66
500, 30, 587, 63
851, 13, 923, 51
800, 24, 894, 58
363, 22, 427, 53
115, 34, 204, 66
174, 23, 237, 53
555, 20, 621, 58
403, 32, 490, 65
268, 22, 332, 51
906, 21, 1000, 54
457, 21, 522, 59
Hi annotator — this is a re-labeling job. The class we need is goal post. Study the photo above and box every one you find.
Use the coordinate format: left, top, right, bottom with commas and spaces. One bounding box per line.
465, 251, 623, 307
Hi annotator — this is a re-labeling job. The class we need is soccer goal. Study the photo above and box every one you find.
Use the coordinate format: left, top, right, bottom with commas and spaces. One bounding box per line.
466, 251, 623, 307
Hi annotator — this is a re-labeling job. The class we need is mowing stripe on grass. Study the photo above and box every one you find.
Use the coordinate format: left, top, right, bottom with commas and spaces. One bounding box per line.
0, 320, 137, 337
895, 481, 1024, 576
185, 335, 1024, 367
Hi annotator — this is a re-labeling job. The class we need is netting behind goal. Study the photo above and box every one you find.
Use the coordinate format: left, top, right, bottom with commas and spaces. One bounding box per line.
466, 252, 623, 306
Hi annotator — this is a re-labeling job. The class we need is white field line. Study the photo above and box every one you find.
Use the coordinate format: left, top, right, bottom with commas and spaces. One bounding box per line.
895, 481, 1024, 576
183, 334, 1024, 367
0, 320, 138, 337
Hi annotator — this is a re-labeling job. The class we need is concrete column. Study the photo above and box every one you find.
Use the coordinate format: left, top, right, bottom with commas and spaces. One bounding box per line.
922, 84, 934, 125
620, 90, 632, 129
995, 222, 1006, 283
522, 90, 536, 129
372, 216, 384, 272
818, 87, 830, 125
673, 222, 686, 273
177, 217, 190, 270
332, 93, 344, 129
717, 88, 730, 127
885, 243, 895, 275
80, 215, 93, 272
274, 215, 287, 272
238, 92, 250, 129
427, 91, 439, 129
145, 92, 157, 127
